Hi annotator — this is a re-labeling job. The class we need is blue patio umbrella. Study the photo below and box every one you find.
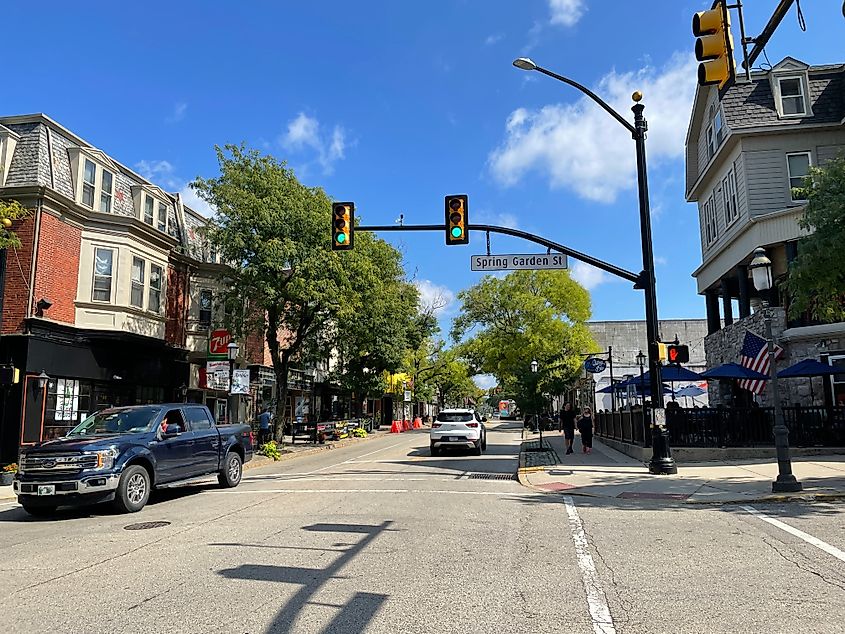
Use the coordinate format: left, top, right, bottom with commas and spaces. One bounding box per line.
675, 385, 707, 398
641, 366, 704, 382
777, 359, 845, 403
700, 363, 769, 381
777, 359, 845, 378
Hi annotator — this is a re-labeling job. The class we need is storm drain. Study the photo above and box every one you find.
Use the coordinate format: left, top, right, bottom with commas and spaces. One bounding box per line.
467, 473, 518, 481
124, 521, 171, 531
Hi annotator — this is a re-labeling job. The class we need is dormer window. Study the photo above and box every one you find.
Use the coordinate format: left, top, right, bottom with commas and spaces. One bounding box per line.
100, 169, 113, 212
143, 195, 155, 225
777, 76, 807, 117
82, 159, 96, 208
69, 148, 121, 212
713, 109, 724, 144
132, 185, 170, 234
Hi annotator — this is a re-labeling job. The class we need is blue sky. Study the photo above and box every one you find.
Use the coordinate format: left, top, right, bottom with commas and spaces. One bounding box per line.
4, 1, 844, 339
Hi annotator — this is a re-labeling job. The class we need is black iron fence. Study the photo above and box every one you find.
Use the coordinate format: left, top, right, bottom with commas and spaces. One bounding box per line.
595, 406, 845, 448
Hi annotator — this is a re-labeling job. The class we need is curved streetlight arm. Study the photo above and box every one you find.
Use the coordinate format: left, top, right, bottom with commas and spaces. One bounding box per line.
532, 65, 637, 136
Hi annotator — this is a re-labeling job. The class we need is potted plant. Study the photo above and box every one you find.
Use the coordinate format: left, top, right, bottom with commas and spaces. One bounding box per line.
1, 463, 17, 486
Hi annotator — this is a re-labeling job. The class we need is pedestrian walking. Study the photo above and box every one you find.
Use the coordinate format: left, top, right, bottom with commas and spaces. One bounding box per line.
559, 403, 576, 455
258, 406, 272, 446
576, 406, 594, 454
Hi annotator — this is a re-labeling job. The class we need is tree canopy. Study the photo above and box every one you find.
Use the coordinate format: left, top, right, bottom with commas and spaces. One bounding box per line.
786, 156, 845, 322
451, 269, 596, 415
194, 145, 417, 439
0, 200, 30, 249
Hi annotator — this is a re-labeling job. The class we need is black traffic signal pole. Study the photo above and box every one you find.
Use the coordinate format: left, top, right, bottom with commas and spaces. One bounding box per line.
355, 223, 641, 284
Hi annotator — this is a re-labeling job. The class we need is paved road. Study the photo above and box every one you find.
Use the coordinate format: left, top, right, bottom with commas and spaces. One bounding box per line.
1, 422, 844, 633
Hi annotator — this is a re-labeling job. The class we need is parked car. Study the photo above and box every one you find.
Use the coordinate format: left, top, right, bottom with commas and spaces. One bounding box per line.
13, 403, 253, 516
430, 409, 487, 456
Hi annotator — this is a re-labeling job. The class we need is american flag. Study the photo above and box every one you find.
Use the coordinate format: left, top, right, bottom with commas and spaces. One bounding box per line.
738, 330, 783, 395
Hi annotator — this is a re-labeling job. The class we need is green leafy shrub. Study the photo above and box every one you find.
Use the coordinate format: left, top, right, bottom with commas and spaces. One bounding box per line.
260, 441, 281, 461
351, 428, 367, 438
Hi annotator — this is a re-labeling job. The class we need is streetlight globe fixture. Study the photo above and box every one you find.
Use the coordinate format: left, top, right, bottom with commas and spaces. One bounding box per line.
632, 90, 643, 102
513, 57, 537, 71
37, 370, 50, 390
749, 247, 773, 292
530, 359, 539, 373
227, 341, 240, 361
636, 350, 646, 367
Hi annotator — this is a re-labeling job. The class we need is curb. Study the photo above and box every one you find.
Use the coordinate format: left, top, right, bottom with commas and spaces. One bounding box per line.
247, 430, 389, 469
684, 491, 845, 506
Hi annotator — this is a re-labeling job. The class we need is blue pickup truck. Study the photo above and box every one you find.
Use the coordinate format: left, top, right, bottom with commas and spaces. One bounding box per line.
13, 403, 253, 516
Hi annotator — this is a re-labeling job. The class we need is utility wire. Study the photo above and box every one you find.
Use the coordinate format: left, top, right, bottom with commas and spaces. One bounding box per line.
796, 0, 806, 32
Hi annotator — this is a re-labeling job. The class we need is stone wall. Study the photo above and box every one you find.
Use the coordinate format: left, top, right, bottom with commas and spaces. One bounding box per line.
704, 307, 838, 407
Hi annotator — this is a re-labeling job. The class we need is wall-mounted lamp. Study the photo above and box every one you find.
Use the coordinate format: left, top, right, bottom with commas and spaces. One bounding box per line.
36, 370, 50, 390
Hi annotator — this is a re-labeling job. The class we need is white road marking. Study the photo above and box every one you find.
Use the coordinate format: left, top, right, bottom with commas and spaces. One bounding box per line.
304, 439, 413, 474
209, 488, 535, 496
563, 496, 617, 634
741, 505, 845, 563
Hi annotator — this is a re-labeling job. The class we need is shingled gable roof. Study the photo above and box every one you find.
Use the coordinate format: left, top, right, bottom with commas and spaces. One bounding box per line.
720, 57, 845, 130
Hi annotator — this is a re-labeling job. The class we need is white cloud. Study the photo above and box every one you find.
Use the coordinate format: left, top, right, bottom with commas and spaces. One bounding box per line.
654, 256, 668, 266
414, 279, 456, 316
570, 261, 611, 291
135, 159, 215, 217
475, 209, 521, 230
179, 184, 215, 217
280, 112, 347, 175
166, 101, 187, 124
473, 374, 498, 390
489, 53, 697, 203
548, 0, 586, 27
485, 34, 504, 46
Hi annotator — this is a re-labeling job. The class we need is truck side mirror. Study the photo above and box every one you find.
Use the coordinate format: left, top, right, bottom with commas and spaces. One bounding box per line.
161, 424, 183, 438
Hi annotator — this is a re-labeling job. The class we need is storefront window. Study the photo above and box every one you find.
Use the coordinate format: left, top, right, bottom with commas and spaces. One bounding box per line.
135, 385, 165, 405
44, 378, 92, 440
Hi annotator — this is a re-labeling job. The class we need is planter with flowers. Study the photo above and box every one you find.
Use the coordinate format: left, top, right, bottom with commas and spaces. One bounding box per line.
1, 463, 17, 486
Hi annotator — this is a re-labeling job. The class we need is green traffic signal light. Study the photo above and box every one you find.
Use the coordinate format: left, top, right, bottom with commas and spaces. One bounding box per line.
451, 226, 462, 238
337, 232, 347, 244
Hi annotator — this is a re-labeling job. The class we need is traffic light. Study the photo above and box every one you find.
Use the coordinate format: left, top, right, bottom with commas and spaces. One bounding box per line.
656, 342, 668, 363
445, 195, 468, 246
667, 344, 690, 364
693, 1, 735, 90
332, 202, 354, 251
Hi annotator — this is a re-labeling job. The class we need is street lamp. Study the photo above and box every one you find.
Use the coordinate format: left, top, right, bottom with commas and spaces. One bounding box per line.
36, 370, 50, 391
227, 341, 239, 425
749, 247, 802, 493
530, 359, 542, 440
513, 58, 675, 475
636, 350, 646, 407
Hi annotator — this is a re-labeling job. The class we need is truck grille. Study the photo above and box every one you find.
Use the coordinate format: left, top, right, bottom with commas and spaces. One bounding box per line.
21, 453, 99, 473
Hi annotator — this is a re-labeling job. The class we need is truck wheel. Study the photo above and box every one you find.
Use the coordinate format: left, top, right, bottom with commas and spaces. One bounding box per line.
113, 465, 151, 513
21, 503, 57, 517
218, 451, 242, 488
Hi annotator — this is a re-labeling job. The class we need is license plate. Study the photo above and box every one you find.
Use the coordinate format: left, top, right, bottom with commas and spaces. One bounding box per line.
37, 485, 56, 496
448, 437, 462, 442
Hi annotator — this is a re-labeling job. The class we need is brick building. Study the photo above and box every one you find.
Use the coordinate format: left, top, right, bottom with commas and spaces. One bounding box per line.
0, 113, 275, 463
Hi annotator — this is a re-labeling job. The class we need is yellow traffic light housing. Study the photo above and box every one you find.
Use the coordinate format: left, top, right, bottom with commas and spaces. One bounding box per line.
656, 342, 668, 363
693, 1, 735, 90
332, 202, 354, 251
445, 195, 468, 246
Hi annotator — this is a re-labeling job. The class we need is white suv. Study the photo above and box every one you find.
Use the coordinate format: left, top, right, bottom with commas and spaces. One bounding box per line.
430, 409, 487, 456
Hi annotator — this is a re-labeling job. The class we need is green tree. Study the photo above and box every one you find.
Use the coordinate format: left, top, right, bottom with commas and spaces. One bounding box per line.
0, 200, 30, 249
452, 270, 596, 416
331, 238, 419, 410
427, 351, 481, 408
194, 146, 359, 442
786, 156, 845, 322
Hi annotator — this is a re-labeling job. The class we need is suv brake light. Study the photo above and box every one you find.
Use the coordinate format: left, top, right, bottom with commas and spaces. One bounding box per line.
466, 422, 479, 428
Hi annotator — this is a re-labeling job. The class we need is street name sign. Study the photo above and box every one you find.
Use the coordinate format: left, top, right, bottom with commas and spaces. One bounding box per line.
584, 357, 607, 374
471, 253, 568, 272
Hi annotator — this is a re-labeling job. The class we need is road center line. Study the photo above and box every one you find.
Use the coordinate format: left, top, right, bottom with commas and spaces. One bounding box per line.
210, 488, 536, 496
741, 505, 845, 563
563, 496, 617, 634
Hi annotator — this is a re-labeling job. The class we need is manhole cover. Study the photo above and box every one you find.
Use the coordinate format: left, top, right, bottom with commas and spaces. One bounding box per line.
467, 473, 518, 481
124, 521, 171, 531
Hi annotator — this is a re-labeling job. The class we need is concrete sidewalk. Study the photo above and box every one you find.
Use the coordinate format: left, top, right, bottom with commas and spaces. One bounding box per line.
518, 430, 845, 504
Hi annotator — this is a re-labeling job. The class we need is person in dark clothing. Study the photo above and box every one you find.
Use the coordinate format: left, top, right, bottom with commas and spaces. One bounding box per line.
576, 406, 594, 454
560, 403, 577, 455
258, 407, 272, 445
